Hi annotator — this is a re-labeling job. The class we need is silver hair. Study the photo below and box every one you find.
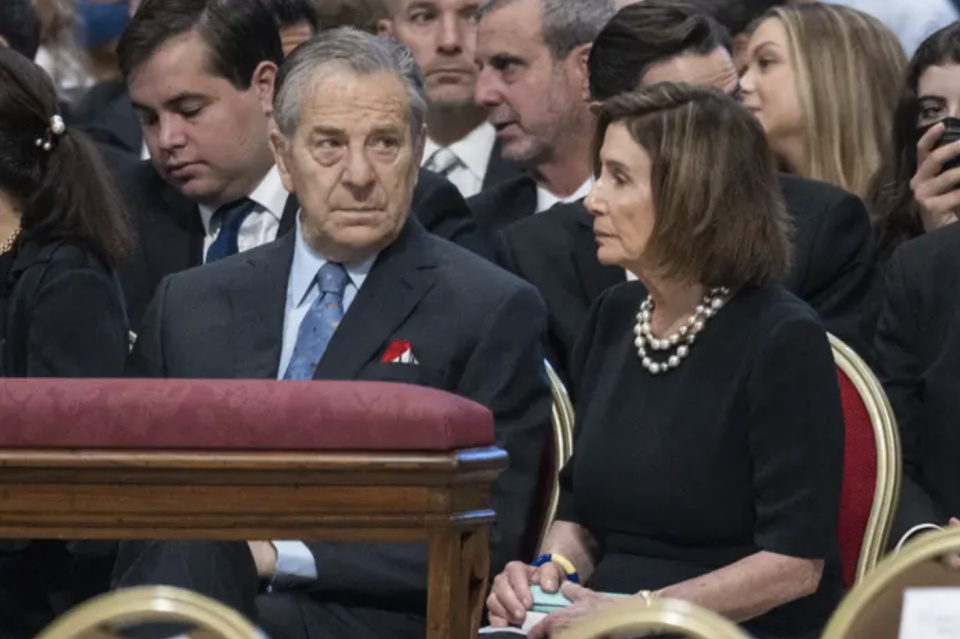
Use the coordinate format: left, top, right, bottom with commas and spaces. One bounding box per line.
477, 0, 616, 60
273, 28, 427, 139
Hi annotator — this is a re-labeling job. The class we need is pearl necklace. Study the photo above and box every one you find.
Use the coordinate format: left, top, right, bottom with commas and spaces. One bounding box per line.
634, 287, 730, 375
0, 226, 20, 255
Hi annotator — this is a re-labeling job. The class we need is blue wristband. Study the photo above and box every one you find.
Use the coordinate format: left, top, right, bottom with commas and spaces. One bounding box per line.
531, 553, 580, 583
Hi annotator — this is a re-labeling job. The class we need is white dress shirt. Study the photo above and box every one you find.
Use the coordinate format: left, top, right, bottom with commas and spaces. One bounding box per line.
422, 122, 497, 199
197, 165, 288, 261
271, 217, 378, 585
536, 178, 594, 214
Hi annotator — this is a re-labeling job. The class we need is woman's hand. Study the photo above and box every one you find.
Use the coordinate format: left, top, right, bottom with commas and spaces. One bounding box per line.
911, 122, 960, 232
486, 560, 567, 627
527, 583, 623, 639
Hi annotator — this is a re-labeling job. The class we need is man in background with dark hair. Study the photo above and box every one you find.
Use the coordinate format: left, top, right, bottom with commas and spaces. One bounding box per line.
496, 0, 880, 383
115, 0, 290, 329
688, 0, 793, 70
0, 0, 42, 60
261, 0, 320, 55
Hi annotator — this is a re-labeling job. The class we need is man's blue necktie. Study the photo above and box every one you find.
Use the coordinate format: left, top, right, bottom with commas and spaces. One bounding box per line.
282, 262, 349, 381
206, 197, 257, 263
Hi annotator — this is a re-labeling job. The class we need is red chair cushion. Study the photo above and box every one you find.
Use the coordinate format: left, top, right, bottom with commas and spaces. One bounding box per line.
836, 369, 878, 588
0, 379, 494, 451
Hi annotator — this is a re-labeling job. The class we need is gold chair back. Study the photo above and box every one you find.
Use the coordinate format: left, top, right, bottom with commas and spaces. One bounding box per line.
35, 586, 262, 639
558, 597, 752, 639
542, 359, 575, 545
829, 333, 902, 583
822, 527, 960, 639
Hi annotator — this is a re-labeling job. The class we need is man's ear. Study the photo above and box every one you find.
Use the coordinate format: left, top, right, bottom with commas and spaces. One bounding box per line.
570, 43, 592, 102
251, 61, 279, 117
377, 19, 395, 37
269, 123, 296, 194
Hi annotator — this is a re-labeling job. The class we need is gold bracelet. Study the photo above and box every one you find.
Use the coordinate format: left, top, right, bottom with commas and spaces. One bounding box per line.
547, 553, 578, 577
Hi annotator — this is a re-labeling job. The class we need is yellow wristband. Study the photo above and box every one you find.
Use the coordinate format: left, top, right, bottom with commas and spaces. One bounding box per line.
548, 553, 577, 577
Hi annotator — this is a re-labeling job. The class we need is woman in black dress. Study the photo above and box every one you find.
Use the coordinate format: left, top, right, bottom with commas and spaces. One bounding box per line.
486, 84, 846, 639
0, 47, 133, 377
0, 47, 133, 639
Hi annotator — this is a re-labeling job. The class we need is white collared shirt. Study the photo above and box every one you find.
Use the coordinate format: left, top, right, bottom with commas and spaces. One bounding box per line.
422, 122, 497, 199
537, 178, 595, 214
197, 165, 289, 261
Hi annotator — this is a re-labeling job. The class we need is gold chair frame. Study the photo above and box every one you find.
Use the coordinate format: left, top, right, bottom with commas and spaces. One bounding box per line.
542, 360, 575, 545
821, 527, 960, 639
35, 586, 262, 639
829, 333, 902, 584
557, 597, 752, 639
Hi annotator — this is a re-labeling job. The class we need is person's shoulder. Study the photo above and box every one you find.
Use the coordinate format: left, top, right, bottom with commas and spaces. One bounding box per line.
891, 222, 960, 269
503, 199, 588, 241
15, 238, 110, 277
467, 175, 530, 210
426, 230, 532, 293
778, 173, 862, 212
733, 286, 827, 345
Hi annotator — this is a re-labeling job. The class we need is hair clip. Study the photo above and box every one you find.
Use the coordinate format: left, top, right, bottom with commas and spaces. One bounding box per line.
35, 115, 66, 152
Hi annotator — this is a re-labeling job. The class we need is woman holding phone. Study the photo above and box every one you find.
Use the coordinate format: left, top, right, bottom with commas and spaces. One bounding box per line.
871, 22, 960, 261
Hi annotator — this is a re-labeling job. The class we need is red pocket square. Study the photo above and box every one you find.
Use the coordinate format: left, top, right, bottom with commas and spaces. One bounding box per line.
381, 339, 412, 363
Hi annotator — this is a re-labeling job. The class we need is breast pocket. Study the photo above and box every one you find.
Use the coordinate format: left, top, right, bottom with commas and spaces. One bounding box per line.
363, 362, 440, 389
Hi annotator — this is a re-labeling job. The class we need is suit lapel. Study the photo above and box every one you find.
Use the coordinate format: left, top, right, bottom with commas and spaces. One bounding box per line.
227, 232, 295, 379
482, 139, 525, 190
279, 194, 299, 237
572, 207, 625, 302
143, 177, 205, 279
498, 176, 538, 228
312, 220, 438, 381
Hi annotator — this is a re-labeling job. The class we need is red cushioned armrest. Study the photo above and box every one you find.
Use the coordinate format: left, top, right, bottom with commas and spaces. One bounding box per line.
0, 379, 494, 452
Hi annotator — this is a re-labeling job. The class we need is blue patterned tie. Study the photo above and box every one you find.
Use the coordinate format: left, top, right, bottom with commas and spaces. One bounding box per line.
206, 197, 257, 263
282, 263, 349, 381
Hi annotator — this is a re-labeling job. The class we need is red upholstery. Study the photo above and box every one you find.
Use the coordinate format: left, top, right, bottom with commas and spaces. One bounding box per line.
0, 379, 494, 451
836, 369, 878, 588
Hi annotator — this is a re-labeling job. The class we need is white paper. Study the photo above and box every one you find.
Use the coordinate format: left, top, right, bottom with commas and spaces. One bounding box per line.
478, 612, 548, 636
899, 588, 960, 639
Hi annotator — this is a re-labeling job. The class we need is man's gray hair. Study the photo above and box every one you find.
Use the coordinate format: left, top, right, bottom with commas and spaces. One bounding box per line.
273, 28, 427, 139
478, 0, 616, 60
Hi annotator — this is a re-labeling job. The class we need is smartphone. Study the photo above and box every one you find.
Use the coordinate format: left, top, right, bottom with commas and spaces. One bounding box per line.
927, 117, 960, 173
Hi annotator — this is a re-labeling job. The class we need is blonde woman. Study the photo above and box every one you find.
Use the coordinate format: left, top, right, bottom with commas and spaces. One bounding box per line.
740, 3, 907, 200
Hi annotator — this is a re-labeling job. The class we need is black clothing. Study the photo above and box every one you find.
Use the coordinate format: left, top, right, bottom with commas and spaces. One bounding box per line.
874, 223, 960, 538
558, 283, 846, 639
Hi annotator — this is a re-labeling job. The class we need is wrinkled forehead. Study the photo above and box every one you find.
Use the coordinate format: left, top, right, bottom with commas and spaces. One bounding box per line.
297, 69, 412, 131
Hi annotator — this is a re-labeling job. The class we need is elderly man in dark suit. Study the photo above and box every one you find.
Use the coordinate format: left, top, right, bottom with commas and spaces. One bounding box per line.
91, 0, 487, 330
496, 0, 881, 383
119, 28, 550, 639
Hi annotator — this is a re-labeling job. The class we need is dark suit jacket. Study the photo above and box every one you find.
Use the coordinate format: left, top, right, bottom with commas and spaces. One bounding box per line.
495, 174, 881, 383
482, 140, 526, 191
875, 223, 960, 539
128, 219, 551, 612
1, 238, 128, 378
468, 174, 536, 233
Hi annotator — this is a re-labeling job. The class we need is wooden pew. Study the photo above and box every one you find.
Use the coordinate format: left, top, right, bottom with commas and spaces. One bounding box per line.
0, 378, 506, 639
